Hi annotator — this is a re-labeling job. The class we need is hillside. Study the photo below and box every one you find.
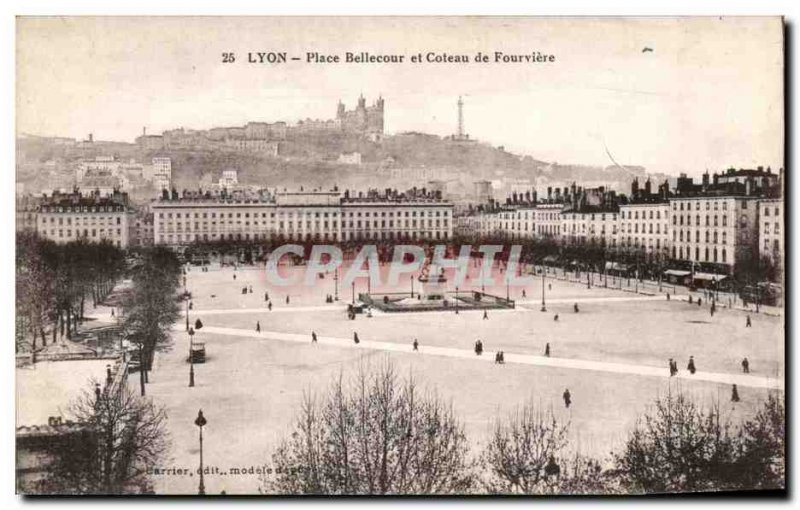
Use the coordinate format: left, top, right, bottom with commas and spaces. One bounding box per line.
16, 131, 659, 197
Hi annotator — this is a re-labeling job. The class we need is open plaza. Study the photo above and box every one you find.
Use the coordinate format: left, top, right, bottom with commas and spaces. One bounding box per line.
104, 260, 785, 494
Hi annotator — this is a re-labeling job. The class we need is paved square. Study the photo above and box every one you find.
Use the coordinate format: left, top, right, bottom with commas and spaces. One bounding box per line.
137, 263, 783, 494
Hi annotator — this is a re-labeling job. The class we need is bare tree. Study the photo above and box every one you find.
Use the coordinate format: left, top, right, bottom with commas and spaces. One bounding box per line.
479, 401, 571, 494
733, 392, 785, 490
122, 246, 181, 394
612, 390, 744, 494
265, 361, 474, 495
39, 381, 170, 495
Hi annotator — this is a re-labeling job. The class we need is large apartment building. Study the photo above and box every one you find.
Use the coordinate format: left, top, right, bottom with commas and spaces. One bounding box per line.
34, 190, 136, 248
150, 189, 453, 246
456, 167, 783, 274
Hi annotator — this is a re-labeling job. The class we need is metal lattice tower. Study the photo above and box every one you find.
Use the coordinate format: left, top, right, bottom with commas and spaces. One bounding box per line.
457, 96, 464, 138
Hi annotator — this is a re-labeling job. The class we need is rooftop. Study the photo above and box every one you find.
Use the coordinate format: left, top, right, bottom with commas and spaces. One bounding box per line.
16, 357, 111, 427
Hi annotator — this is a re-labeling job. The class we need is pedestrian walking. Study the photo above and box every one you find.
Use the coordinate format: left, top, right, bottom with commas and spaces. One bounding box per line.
111, 308, 115, 317
249, 285, 253, 294
268, 301, 272, 311
689, 295, 693, 304
312, 331, 317, 343
574, 303, 579, 313
742, 357, 750, 373
264, 292, 269, 302
669, 358, 675, 376
746, 315, 752, 328
483, 310, 489, 320
475, 340, 483, 356
710, 303, 716, 316
554, 314, 559, 322
731, 384, 741, 402
522, 289, 527, 298
499, 351, 505, 364
233, 274, 237, 280
286, 295, 290, 304
494, 351, 501, 364
563, 388, 572, 408
189, 301, 194, 310
548, 283, 552, 291
667, 293, 670, 301
353, 332, 360, 344
413, 338, 419, 351
698, 297, 702, 307
256, 321, 261, 333
545, 342, 550, 357
687, 356, 696, 375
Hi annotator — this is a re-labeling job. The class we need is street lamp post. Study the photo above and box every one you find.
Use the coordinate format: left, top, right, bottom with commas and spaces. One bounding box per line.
351, 281, 355, 304
541, 272, 547, 312
455, 286, 459, 314
334, 268, 339, 301
185, 293, 190, 332
188, 326, 195, 387
194, 410, 207, 495
410, 275, 414, 298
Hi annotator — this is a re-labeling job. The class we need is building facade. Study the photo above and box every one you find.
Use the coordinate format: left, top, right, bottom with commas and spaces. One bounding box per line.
669, 195, 758, 271
151, 190, 453, 246
35, 190, 135, 248
758, 198, 783, 264
618, 202, 670, 255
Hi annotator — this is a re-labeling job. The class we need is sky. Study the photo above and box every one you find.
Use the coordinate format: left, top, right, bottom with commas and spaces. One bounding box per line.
16, 16, 784, 176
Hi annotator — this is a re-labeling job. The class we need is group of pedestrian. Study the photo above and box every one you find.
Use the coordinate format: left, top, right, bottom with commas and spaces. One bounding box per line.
241, 285, 253, 295
494, 351, 506, 364
325, 294, 335, 303
668, 356, 696, 376
474, 340, 484, 356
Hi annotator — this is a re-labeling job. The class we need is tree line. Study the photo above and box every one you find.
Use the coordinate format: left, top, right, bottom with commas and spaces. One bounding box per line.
16, 232, 126, 353
121, 246, 182, 396
264, 361, 785, 495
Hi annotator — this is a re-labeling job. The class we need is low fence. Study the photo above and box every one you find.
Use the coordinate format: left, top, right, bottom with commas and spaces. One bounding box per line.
360, 290, 514, 312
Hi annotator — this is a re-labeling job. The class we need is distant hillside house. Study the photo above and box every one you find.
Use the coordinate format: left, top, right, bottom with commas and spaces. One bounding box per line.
337, 152, 362, 165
